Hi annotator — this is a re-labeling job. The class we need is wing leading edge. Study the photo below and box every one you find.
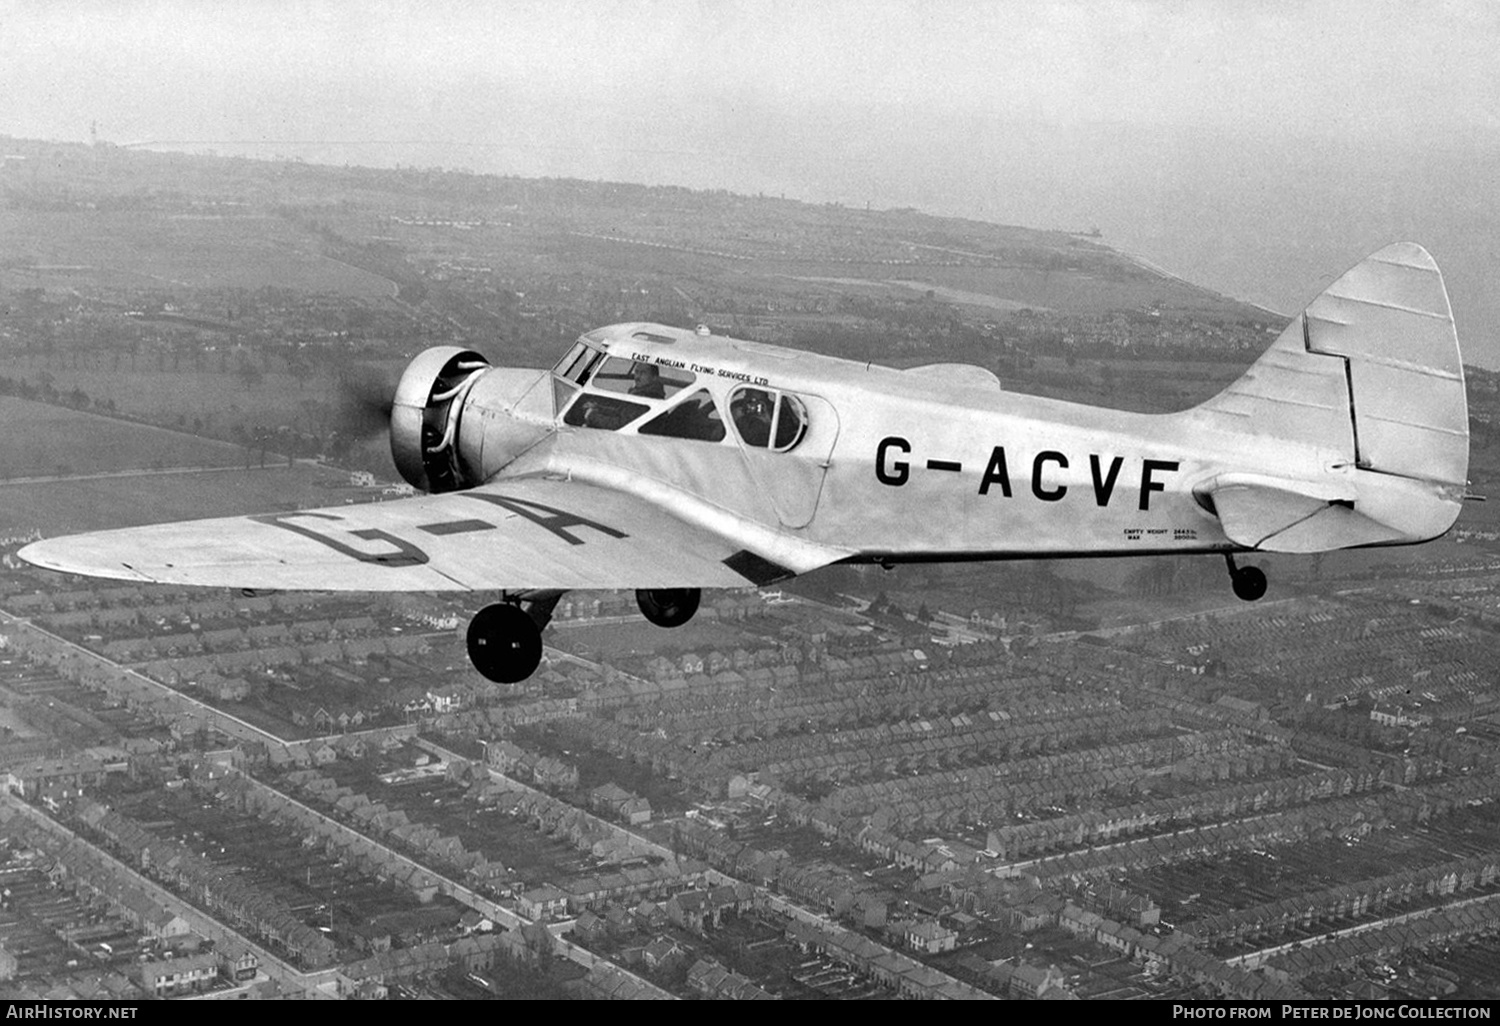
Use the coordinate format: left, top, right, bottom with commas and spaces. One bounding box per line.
17, 477, 841, 592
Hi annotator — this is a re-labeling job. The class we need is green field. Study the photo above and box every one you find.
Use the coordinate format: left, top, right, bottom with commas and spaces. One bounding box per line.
552, 618, 750, 663
873, 264, 1233, 316
16, 365, 400, 436
0, 462, 358, 537
0, 209, 398, 298
0, 396, 255, 479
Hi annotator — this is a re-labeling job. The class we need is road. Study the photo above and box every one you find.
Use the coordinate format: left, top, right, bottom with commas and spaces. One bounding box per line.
1056, 595, 1303, 640
0, 609, 287, 748
1, 790, 343, 999
232, 755, 673, 997
416, 736, 983, 995
1226, 891, 1500, 969
0, 461, 296, 487
1, 606, 675, 991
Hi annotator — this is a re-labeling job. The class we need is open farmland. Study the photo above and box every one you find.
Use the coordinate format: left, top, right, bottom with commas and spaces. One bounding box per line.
554, 618, 750, 663
8, 363, 411, 482
778, 261, 1240, 317
12, 364, 405, 433
0, 395, 251, 479
0, 208, 399, 298
0, 460, 359, 536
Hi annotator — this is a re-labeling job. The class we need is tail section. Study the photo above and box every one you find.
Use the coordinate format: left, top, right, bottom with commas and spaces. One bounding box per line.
1305, 242, 1467, 485
1195, 243, 1468, 553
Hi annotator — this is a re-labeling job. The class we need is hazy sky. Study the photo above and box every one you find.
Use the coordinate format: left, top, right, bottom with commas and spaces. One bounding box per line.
5, 1, 1496, 141
4, 1, 1499, 363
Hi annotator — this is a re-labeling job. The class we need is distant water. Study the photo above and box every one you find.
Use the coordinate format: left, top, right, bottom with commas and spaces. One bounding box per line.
713, 117, 1500, 370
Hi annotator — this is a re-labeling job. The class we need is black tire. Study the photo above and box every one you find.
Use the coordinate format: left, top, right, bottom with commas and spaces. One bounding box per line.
636, 588, 701, 628
1232, 566, 1268, 602
466, 603, 543, 683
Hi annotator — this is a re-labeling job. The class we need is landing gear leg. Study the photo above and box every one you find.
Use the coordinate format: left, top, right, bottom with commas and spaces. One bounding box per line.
465, 590, 564, 683
1225, 554, 1267, 602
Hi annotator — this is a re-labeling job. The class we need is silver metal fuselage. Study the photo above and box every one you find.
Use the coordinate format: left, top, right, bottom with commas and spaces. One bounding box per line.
458, 322, 1366, 571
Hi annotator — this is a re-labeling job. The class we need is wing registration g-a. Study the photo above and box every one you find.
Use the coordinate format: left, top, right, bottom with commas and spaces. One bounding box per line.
18, 477, 839, 592
19, 243, 1471, 684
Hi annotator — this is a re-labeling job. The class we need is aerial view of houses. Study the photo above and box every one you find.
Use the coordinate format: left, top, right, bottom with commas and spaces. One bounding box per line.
2, 136, 1499, 1002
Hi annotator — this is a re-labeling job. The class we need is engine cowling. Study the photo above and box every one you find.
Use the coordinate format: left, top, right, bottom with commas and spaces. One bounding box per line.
390, 346, 492, 493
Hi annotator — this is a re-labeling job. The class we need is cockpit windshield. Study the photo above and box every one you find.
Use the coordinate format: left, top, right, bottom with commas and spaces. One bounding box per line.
555, 343, 606, 386
556, 343, 810, 449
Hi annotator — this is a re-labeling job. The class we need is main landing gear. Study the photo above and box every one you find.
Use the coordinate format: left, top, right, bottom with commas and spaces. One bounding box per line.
466, 591, 562, 683
463, 588, 704, 683
1225, 553, 1267, 602
636, 588, 701, 628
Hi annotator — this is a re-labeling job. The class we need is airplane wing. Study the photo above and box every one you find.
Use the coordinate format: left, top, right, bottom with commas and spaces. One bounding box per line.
17, 476, 842, 592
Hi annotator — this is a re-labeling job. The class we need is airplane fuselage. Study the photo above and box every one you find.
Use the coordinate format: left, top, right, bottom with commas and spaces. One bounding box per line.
15, 245, 1467, 685
472, 321, 1357, 574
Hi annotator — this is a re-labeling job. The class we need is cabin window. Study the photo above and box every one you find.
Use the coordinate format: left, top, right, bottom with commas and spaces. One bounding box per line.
638, 389, 727, 442
730, 388, 774, 447
774, 394, 808, 450
562, 394, 651, 431
730, 386, 808, 452
587, 356, 695, 400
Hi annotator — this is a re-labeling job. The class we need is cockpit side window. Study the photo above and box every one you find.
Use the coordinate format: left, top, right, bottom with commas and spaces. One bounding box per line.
638, 389, 727, 442
587, 356, 696, 400
562, 394, 651, 431
730, 386, 808, 452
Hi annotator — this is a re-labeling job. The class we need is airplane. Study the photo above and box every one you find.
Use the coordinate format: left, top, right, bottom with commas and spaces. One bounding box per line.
18, 242, 1470, 685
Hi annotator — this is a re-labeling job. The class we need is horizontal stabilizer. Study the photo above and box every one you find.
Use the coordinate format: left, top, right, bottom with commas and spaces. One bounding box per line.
1208, 472, 1462, 554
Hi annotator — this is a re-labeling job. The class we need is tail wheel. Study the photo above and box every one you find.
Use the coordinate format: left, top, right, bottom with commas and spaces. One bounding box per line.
466, 603, 543, 683
636, 588, 701, 628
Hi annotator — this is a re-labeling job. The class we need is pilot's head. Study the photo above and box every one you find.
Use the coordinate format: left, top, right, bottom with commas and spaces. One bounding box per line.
737, 389, 770, 414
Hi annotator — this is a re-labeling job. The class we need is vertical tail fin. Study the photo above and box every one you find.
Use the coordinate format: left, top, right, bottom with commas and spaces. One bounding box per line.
1199, 242, 1468, 487
1195, 244, 1468, 553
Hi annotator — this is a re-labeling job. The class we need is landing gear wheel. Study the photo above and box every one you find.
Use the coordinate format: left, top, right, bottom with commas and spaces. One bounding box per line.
466, 603, 543, 683
636, 588, 701, 628
1230, 565, 1267, 602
